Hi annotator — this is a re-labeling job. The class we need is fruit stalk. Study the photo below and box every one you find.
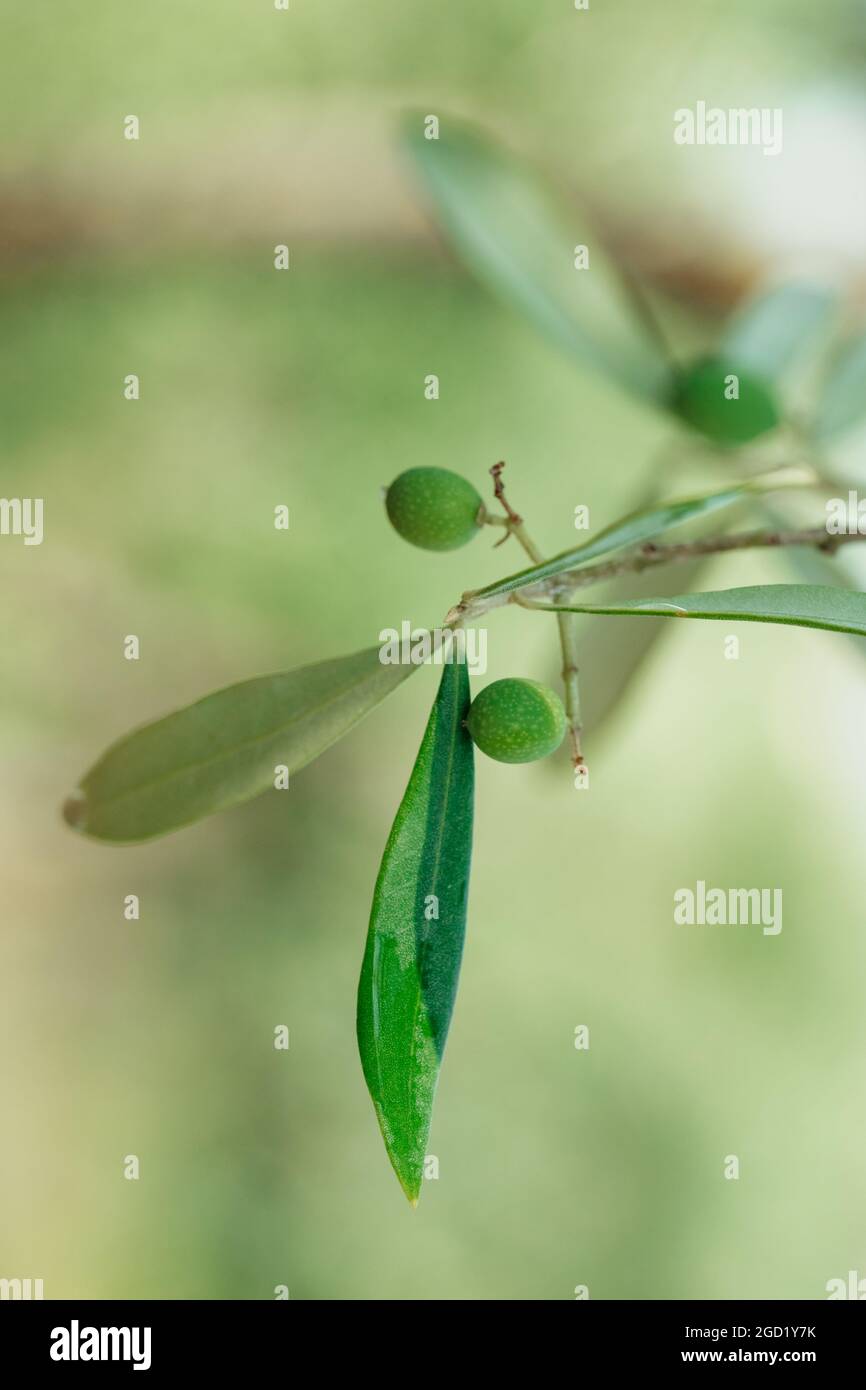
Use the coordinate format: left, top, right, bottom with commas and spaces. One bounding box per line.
554, 604, 583, 767
488, 463, 584, 767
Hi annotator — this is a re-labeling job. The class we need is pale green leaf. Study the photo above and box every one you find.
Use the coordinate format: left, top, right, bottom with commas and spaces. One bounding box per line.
722, 282, 836, 381
64, 647, 419, 843
402, 114, 666, 402
537, 583, 866, 637
814, 331, 866, 440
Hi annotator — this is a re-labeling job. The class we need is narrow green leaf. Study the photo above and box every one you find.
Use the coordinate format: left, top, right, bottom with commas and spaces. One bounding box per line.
813, 331, 866, 440
472, 469, 810, 602
537, 583, 866, 637
357, 658, 474, 1205
63, 647, 418, 844
402, 114, 667, 402
721, 282, 836, 381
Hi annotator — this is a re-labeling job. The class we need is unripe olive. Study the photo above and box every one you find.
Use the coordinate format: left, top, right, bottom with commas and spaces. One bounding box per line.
467, 677, 567, 764
385, 467, 486, 551
669, 356, 780, 445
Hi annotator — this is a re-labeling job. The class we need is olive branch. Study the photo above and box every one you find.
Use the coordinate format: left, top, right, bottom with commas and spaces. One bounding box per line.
61, 114, 866, 1203
447, 462, 866, 772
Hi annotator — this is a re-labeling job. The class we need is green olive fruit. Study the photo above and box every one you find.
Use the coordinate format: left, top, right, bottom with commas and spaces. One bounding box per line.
467, 677, 567, 764
669, 356, 780, 445
385, 467, 486, 551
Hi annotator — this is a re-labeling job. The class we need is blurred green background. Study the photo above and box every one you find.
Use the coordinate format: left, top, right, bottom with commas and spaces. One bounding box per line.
2, 0, 866, 1300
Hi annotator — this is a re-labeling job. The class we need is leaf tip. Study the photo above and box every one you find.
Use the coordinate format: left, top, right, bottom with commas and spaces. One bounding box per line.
382, 1133, 424, 1206
400, 1176, 422, 1208
389, 1149, 423, 1207
62, 791, 88, 833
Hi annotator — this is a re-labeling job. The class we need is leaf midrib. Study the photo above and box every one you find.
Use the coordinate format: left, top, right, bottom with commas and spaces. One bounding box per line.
406, 669, 463, 1125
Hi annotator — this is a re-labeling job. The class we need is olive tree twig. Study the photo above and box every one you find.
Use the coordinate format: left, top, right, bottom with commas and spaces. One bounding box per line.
448, 519, 866, 631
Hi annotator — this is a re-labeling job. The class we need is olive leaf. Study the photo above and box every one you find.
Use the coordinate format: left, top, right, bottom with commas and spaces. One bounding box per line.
720, 281, 837, 382
402, 114, 667, 403
536, 583, 866, 637
471, 470, 811, 602
813, 330, 866, 440
63, 647, 419, 844
357, 657, 474, 1205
